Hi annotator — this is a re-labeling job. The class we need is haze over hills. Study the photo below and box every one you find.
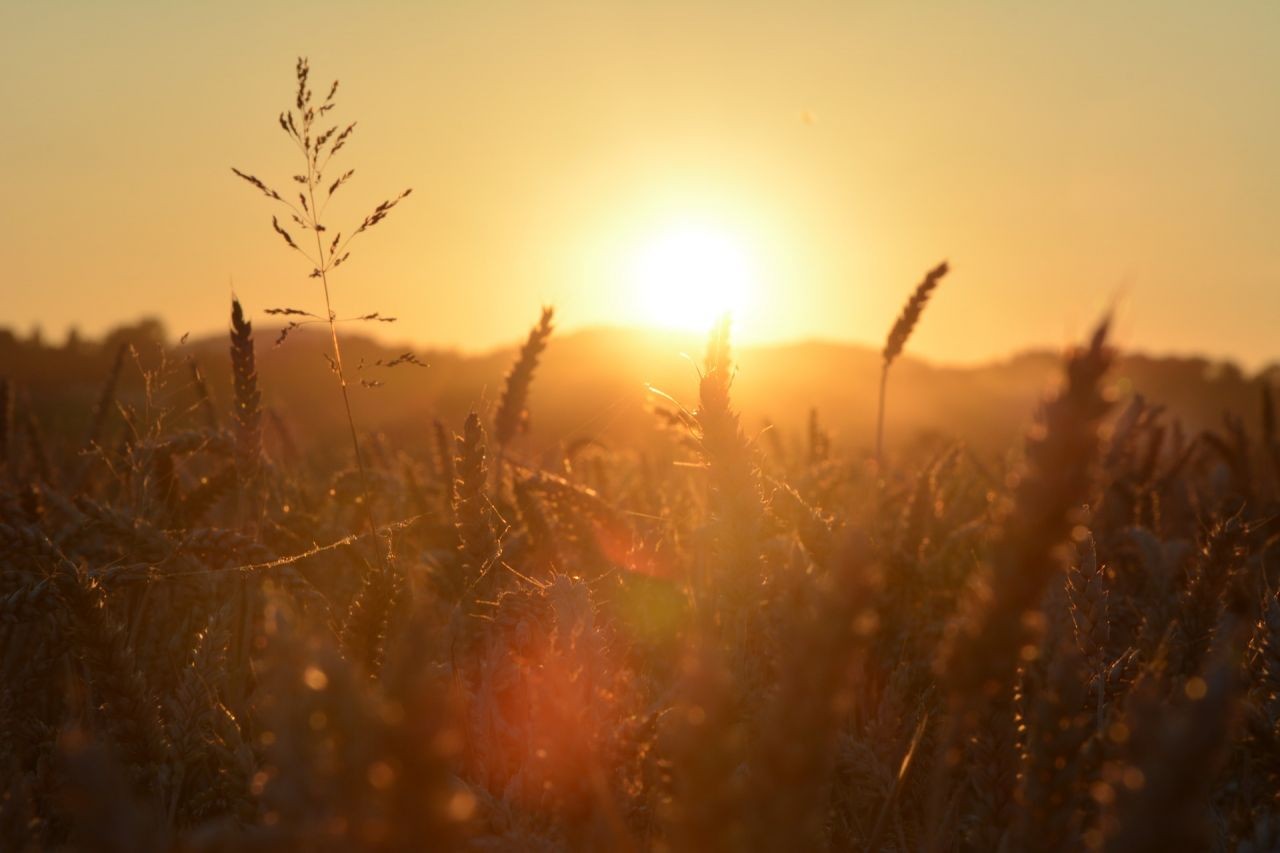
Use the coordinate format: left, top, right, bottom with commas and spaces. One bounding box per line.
3, 318, 1273, 469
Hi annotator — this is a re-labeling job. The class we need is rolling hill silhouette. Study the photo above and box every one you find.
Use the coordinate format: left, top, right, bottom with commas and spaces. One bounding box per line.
1, 319, 1273, 468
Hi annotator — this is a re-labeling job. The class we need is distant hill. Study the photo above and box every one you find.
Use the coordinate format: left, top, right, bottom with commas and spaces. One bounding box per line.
1, 319, 1274, 467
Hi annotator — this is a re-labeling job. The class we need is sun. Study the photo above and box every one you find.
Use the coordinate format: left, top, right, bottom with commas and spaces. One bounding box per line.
627, 221, 759, 332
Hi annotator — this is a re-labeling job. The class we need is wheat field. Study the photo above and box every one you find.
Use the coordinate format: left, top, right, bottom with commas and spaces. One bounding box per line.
3, 59, 1280, 853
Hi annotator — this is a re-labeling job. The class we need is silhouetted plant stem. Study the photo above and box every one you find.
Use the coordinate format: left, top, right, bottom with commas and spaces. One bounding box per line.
877, 261, 948, 469
306, 160, 386, 575
232, 58, 411, 573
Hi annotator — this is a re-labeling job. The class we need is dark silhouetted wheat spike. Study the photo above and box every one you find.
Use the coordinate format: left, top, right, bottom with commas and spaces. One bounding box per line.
494, 306, 554, 449
877, 261, 949, 468
451, 413, 500, 602
229, 298, 263, 528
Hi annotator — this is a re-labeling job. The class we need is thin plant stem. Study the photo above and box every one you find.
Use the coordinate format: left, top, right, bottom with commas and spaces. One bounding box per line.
304, 148, 386, 575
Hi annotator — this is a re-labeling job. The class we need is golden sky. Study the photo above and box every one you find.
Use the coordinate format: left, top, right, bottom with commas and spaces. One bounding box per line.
2, 1, 1278, 365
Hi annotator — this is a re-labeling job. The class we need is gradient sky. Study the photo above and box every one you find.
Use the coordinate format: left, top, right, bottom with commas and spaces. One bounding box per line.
3, 1, 1278, 365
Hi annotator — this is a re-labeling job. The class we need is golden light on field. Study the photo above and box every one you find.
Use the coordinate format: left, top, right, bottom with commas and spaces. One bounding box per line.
626, 220, 760, 334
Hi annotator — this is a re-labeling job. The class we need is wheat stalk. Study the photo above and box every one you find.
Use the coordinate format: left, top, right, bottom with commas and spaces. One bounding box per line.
877, 261, 948, 468
494, 306, 555, 449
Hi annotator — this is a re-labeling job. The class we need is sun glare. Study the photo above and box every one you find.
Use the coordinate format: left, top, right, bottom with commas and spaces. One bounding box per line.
627, 222, 759, 333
